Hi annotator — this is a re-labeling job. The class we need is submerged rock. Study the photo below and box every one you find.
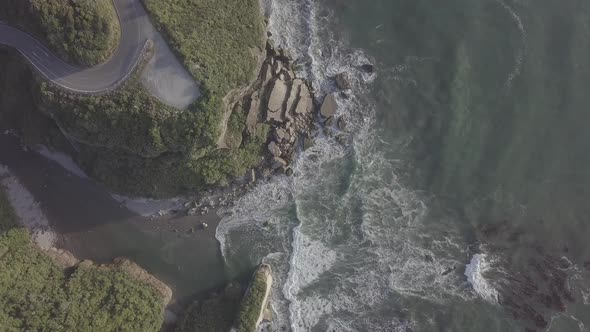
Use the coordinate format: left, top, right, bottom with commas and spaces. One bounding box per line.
337, 117, 347, 130
335, 72, 352, 90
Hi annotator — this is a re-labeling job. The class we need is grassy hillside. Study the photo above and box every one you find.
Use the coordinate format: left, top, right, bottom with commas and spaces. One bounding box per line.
142, 0, 265, 98
0, 0, 120, 66
0, 189, 164, 331
38, 76, 267, 196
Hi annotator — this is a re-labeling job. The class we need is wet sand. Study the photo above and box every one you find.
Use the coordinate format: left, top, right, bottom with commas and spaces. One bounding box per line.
0, 134, 236, 302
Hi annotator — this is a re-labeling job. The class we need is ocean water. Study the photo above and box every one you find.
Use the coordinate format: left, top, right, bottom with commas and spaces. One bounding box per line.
216, 0, 590, 331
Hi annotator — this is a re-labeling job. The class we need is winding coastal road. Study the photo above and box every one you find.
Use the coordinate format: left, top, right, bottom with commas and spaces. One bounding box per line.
0, 0, 155, 93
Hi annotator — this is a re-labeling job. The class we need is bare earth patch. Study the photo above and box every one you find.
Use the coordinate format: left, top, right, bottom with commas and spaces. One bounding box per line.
140, 20, 201, 110
0, 164, 56, 250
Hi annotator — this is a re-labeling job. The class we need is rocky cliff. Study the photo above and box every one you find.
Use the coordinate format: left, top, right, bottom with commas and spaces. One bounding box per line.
226, 41, 317, 179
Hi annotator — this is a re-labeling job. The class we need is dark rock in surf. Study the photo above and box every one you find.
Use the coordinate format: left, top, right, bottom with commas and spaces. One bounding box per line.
303, 136, 313, 151
337, 117, 346, 130
285, 167, 294, 176
441, 266, 455, 276
334, 72, 352, 90
325, 116, 335, 127
360, 64, 374, 73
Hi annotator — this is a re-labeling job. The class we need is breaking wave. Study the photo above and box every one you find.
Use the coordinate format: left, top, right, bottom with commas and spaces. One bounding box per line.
465, 253, 500, 304
216, 1, 479, 331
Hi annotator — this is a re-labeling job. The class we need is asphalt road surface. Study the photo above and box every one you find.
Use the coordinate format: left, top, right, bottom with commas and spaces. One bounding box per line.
0, 0, 150, 93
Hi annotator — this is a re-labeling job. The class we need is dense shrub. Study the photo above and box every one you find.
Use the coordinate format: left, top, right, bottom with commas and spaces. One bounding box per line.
235, 267, 270, 332
0, 190, 164, 331
0, 0, 120, 66
0, 0, 268, 197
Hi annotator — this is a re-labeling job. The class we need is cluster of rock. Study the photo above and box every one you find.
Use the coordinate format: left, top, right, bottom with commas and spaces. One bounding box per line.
244, 42, 316, 176
182, 184, 250, 217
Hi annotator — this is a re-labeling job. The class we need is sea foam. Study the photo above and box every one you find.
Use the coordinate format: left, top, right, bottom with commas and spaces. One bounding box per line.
465, 254, 499, 304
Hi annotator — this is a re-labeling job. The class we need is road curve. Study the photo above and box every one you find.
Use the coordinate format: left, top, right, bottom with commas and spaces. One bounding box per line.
0, 0, 148, 93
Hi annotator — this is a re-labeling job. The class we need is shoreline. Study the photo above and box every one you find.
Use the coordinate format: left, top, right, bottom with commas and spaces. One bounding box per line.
0, 133, 231, 303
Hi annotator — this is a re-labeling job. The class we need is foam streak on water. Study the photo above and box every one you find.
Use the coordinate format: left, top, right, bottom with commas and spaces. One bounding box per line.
464, 253, 499, 304
497, 0, 527, 89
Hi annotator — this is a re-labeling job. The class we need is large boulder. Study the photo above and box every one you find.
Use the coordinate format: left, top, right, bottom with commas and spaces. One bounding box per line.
295, 84, 314, 115
320, 93, 337, 119
268, 141, 282, 157
286, 80, 302, 115
334, 72, 352, 90
267, 79, 288, 122
275, 128, 289, 142
337, 116, 347, 130
271, 157, 287, 169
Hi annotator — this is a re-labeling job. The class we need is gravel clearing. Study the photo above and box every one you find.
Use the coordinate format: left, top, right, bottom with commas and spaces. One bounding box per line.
140, 25, 201, 110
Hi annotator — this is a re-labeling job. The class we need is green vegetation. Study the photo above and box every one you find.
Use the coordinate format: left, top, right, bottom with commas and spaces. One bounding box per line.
142, 0, 265, 98
176, 283, 244, 332
235, 267, 270, 332
38, 75, 267, 196
0, 189, 165, 331
0, 0, 120, 66
0, 0, 269, 197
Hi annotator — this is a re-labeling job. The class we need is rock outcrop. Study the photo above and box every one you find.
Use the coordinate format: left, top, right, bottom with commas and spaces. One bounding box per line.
234, 264, 273, 332
237, 41, 317, 177
266, 80, 288, 122
320, 93, 337, 119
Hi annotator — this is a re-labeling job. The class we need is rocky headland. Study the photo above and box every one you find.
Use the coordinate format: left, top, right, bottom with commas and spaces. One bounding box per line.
234, 263, 273, 332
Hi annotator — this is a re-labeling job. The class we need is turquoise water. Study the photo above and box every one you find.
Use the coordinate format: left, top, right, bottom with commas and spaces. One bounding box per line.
217, 0, 590, 330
